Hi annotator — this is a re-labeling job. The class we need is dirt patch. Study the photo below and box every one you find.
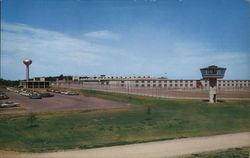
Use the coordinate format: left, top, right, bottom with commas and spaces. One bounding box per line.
70, 85, 249, 99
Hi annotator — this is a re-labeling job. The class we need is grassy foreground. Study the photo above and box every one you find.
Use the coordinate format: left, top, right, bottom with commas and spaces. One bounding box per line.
0, 89, 249, 152
183, 147, 250, 158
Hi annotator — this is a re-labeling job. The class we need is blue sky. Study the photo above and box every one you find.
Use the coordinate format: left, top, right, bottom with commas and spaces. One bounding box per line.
1, 0, 249, 80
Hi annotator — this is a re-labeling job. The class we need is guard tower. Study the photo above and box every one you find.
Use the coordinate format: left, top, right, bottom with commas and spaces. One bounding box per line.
200, 65, 226, 103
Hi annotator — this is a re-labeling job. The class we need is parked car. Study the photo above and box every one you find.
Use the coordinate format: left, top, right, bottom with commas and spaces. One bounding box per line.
20, 92, 31, 97
65, 91, 79, 95
46, 89, 52, 92
38, 92, 54, 97
14, 90, 20, 93
0, 93, 9, 100
0, 101, 20, 108
29, 94, 42, 99
60, 91, 68, 95
53, 90, 60, 93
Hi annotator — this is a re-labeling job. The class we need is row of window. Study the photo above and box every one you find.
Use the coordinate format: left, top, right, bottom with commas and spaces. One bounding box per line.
103, 81, 249, 87
120, 83, 249, 87
121, 84, 194, 87
121, 80, 249, 84
218, 80, 249, 83
218, 84, 249, 87
203, 84, 249, 87
133, 80, 195, 83
201, 69, 226, 75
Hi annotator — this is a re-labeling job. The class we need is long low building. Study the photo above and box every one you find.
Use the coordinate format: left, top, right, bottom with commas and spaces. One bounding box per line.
54, 75, 250, 90
19, 77, 50, 88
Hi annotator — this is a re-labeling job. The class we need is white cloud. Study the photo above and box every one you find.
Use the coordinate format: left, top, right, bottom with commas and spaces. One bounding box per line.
150, 42, 250, 79
1, 22, 249, 80
84, 30, 120, 40
1, 22, 125, 79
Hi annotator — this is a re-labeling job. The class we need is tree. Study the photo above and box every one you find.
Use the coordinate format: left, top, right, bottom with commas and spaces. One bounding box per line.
27, 113, 38, 127
146, 106, 151, 115
59, 74, 64, 80
0, 78, 19, 87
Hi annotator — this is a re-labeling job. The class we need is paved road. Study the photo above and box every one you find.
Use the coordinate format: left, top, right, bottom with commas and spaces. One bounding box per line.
2, 132, 249, 158
0, 90, 135, 114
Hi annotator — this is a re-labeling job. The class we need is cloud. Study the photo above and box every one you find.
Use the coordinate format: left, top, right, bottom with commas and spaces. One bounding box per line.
1, 22, 125, 79
84, 30, 120, 40
1, 22, 249, 80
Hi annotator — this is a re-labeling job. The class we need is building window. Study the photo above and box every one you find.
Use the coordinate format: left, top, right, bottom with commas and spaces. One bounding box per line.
185, 84, 188, 87
190, 84, 193, 87
141, 84, 144, 87
121, 84, 124, 87
136, 81, 139, 83
159, 84, 162, 87
147, 84, 150, 87
170, 81, 172, 83
164, 84, 167, 87
170, 84, 172, 87
153, 80, 156, 83
153, 84, 156, 87
164, 81, 167, 83
121, 81, 124, 83
142, 81, 144, 83
136, 84, 139, 87
147, 81, 150, 83
175, 84, 178, 87
180, 84, 183, 87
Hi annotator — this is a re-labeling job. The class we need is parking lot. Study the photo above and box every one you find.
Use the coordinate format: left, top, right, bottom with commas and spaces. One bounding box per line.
0, 89, 134, 114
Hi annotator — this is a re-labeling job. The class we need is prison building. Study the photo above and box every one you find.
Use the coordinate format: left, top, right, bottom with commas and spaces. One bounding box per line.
55, 75, 250, 90
19, 77, 51, 88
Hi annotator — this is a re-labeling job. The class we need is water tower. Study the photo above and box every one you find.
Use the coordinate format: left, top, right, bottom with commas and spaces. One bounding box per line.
23, 59, 32, 81
200, 65, 226, 103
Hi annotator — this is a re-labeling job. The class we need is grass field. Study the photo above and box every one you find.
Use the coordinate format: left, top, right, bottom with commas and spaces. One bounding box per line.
0, 89, 249, 152
183, 147, 250, 158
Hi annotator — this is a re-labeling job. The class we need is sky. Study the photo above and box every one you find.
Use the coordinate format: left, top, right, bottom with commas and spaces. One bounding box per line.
1, 0, 249, 80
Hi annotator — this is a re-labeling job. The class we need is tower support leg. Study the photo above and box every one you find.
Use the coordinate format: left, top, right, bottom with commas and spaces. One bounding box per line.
209, 78, 217, 103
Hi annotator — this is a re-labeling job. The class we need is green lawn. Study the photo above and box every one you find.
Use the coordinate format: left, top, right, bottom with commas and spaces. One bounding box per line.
182, 147, 250, 158
0, 89, 249, 152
